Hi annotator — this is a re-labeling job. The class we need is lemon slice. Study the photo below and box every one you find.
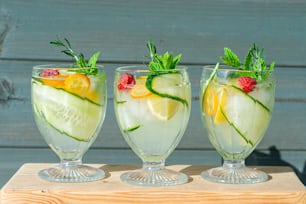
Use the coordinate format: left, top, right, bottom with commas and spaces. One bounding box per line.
214, 88, 227, 124
147, 95, 181, 121
202, 87, 219, 116
202, 85, 226, 124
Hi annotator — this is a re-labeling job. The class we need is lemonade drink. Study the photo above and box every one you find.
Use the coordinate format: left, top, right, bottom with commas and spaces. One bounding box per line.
32, 65, 107, 160
201, 67, 275, 161
114, 67, 191, 163
200, 45, 275, 184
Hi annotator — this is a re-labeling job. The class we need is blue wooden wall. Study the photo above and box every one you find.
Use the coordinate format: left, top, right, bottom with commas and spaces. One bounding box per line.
0, 0, 305, 187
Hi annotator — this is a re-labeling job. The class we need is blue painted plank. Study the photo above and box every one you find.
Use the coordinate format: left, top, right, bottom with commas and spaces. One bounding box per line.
0, 0, 306, 66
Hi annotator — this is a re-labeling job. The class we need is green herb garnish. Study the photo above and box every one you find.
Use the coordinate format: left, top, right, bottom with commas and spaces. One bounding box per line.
50, 36, 100, 75
147, 40, 182, 71
220, 43, 275, 80
144, 40, 188, 106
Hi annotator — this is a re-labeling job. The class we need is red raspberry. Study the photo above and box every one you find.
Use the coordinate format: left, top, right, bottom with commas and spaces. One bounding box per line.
117, 73, 135, 91
237, 76, 257, 93
41, 68, 60, 77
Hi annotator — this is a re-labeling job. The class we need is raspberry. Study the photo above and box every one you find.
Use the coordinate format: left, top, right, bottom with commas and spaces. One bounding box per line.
117, 73, 135, 91
41, 68, 60, 77
237, 76, 257, 93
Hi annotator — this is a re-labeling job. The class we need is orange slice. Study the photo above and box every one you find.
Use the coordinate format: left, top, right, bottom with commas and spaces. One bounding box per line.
41, 78, 64, 88
41, 75, 68, 88
64, 73, 90, 97
130, 77, 152, 98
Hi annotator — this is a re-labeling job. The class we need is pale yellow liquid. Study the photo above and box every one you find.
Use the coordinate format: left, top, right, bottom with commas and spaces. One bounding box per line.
201, 77, 274, 161
115, 83, 191, 162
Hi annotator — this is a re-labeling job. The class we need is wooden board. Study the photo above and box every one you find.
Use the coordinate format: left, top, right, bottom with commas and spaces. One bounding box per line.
0, 148, 305, 188
1, 163, 305, 204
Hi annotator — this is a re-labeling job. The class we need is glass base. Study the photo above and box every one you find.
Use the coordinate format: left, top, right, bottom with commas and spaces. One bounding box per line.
201, 160, 268, 184
38, 163, 105, 183
120, 163, 188, 186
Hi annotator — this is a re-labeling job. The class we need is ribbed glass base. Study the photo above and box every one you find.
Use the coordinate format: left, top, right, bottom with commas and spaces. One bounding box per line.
201, 160, 268, 184
38, 160, 105, 183
120, 162, 188, 186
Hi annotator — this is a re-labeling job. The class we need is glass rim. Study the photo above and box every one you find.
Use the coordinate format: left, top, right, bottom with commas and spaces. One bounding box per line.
203, 64, 274, 73
33, 63, 104, 69
115, 65, 188, 72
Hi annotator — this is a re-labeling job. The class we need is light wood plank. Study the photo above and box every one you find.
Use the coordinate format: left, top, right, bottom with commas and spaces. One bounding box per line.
0, 148, 221, 187
1, 0, 306, 66
1, 163, 305, 204
0, 148, 304, 188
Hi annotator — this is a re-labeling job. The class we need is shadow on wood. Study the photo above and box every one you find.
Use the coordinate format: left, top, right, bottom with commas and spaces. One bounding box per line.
246, 145, 306, 185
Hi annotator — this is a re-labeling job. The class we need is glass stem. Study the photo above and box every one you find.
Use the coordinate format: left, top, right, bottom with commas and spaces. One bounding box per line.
142, 161, 165, 171
223, 160, 245, 169
60, 158, 82, 168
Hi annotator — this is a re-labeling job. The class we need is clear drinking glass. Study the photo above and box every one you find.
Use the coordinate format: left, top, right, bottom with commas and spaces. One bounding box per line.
31, 64, 107, 182
200, 65, 275, 184
114, 65, 191, 186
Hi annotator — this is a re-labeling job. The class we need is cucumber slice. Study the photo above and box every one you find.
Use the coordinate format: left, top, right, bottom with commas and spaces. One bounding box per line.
220, 86, 271, 146
116, 101, 141, 132
32, 81, 103, 142
145, 72, 188, 106
123, 125, 141, 132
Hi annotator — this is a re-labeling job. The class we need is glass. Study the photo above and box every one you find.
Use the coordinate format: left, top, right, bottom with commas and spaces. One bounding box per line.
200, 65, 275, 184
31, 64, 107, 182
114, 65, 191, 186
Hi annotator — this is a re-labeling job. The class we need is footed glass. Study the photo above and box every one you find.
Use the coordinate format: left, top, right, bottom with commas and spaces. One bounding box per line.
114, 66, 191, 186
200, 65, 275, 184
31, 64, 107, 182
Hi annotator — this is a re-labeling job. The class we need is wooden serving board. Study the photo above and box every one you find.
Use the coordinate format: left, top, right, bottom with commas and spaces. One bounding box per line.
1, 163, 305, 204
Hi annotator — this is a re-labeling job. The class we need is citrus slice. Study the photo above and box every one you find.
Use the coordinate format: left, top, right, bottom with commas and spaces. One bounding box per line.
202, 87, 218, 116
130, 80, 152, 98
64, 73, 90, 97
147, 95, 181, 121
202, 86, 226, 124
214, 89, 227, 124
41, 77, 65, 88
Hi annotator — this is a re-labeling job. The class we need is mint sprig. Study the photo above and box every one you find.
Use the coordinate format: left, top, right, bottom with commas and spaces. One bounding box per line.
50, 36, 100, 75
220, 43, 275, 80
147, 40, 182, 71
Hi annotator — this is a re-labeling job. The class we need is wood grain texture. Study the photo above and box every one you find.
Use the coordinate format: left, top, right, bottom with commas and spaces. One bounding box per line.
0, 148, 305, 188
1, 164, 305, 204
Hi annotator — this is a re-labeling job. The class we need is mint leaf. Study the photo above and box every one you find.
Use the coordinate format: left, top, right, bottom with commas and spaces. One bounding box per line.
88, 52, 100, 68
244, 46, 253, 70
220, 48, 241, 68
50, 36, 101, 75
146, 40, 182, 71
76, 53, 87, 68
220, 44, 275, 81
